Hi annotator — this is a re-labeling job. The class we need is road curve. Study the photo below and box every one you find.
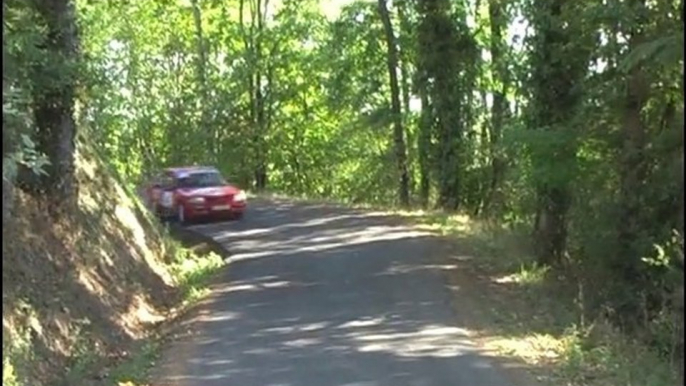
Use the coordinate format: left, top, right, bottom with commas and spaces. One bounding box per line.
153, 198, 517, 386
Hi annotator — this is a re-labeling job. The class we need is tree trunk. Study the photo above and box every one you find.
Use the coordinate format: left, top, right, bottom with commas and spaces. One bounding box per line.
483, 0, 509, 215
253, 0, 269, 191
417, 0, 463, 211
535, 186, 571, 265
678, 0, 684, 237
378, 0, 410, 207
528, 0, 590, 265
396, 0, 412, 116
397, 0, 414, 196
418, 77, 432, 208
190, 0, 211, 162
240, 0, 268, 190
28, 0, 80, 212
615, 0, 650, 319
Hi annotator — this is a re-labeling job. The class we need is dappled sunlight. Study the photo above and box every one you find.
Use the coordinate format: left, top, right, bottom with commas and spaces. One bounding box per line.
376, 263, 457, 276
337, 317, 386, 329
348, 325, 475, 358
298, 322, 330, 331
111, 195, 174, 287
75, 149, 100, 211
205, 213, 395, 241
77, 268, 109, 300
491, 263, 549, 287
198, 311, 241, 323
493, 274, 519, 284
281, 337, 322, 348
221, 224, 432, 263
121, 294, 166, 336
482, 333, 563, 366
114, 204, 149, 257
187, 357, 235, 366
213, 279, 311, 295
153, 200, 530, 386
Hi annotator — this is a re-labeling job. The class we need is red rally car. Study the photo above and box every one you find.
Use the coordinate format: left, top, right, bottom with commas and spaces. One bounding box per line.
144, 166, 247, 224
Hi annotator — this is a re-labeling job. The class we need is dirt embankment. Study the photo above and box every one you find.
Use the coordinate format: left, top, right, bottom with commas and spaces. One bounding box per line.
2, 140, 181, 386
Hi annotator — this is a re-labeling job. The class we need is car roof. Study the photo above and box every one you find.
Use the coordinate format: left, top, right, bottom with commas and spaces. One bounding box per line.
165, 166, 219, 177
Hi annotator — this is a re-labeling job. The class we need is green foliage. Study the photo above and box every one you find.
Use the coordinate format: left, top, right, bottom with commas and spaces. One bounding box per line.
642, 232, 683, 269
2, 302, 38, 386
558, 323, 679, 386
3, 357, 20, 386
108, 340, 161, 385
5, 0, 683, 382
3, 135, 51, 182
169, 248, 225, 304
3, 2, 52, 183
620, 33, 684, 73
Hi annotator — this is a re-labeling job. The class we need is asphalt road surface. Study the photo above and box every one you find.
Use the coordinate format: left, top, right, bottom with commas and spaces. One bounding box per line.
153, 198, 519, 386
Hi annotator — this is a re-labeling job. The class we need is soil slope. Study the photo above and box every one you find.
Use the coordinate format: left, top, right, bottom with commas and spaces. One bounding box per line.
2, 138, 179, 386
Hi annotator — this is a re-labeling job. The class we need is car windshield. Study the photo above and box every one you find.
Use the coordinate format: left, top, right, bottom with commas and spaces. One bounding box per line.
178, 171, 225, 188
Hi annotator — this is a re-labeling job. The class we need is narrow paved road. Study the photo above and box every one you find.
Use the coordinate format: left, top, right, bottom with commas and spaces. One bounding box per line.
153, 198, 518, 386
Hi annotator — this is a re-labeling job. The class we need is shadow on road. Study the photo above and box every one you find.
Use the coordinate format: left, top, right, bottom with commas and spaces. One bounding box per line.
153, 198, 530, 386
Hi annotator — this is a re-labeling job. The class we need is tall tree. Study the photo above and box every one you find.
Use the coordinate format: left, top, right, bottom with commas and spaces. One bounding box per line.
416, 0, 464, 210
483, 0, 510, 214
377, 0, 410, 207
27, 0, 81, 209
417, 72, 433, 208
239, 0, 269, 190
613, 0, 651, 322
527, 0, 591, 265
190, 0, 211, 159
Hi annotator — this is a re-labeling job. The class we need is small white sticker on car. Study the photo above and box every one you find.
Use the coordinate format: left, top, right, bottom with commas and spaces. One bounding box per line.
161, 192, 174, 208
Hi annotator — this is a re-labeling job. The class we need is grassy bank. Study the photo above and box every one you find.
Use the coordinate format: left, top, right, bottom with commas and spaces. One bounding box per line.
103, 224, 228, 386
2, 138, 228, 386
410, 211, 680, 386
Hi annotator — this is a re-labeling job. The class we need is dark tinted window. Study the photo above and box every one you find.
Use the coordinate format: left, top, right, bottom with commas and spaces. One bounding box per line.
177, 171, 225, 188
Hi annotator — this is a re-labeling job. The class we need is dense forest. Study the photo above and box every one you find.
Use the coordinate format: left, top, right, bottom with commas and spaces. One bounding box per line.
3, 0, 684, 380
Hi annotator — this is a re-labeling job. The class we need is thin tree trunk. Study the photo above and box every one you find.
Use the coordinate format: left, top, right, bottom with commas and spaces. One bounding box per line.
678, 0, 684, 237
418, 78, 432, 208
378, 0, 410, 207
240, 0, 267, 190
396, 0, 412, 115
397, 0, 414, 196
190, 0, 211, 162
253, 0, 268, 190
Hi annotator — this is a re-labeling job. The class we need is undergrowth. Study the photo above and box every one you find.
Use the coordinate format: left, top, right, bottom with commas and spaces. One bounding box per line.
107, 340, 161, 385
168, 244, 225, 306
421, 211, 680, 386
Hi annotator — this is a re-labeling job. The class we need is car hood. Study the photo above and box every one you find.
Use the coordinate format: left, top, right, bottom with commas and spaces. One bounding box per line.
179, 185, 241, 197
